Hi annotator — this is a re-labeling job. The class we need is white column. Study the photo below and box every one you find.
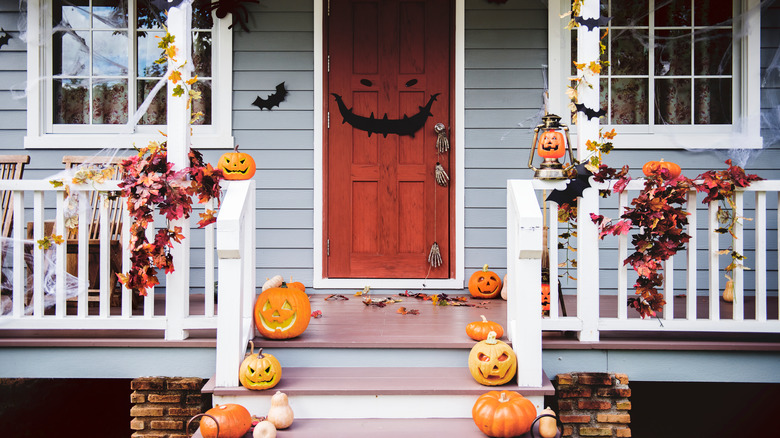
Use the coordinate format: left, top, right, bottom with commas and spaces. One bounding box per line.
165, 2, 193, 340
575, 0, 600, 341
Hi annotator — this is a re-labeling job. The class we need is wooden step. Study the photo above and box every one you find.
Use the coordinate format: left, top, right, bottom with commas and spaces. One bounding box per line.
190, 418, 539, 438
204, 367, 554, 419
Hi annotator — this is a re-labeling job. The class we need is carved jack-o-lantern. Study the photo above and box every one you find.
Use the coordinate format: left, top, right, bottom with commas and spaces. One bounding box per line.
253, 284, 312, 339
468, 264, 503, 299
239, 341, 282, 390
541, 283, 551, 315
468, 331, 517, 386
218, 145, 256, 180
537, 130, 566, 159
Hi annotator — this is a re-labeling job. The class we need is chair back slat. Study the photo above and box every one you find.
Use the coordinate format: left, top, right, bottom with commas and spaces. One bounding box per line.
0, 155, 30, 238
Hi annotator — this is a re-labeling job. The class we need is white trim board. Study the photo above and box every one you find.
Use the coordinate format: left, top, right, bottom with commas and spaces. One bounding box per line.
312, 0, 466, 290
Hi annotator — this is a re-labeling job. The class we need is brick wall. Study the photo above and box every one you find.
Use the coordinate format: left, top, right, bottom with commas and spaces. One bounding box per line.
130, 377, 210, 438
553, 373, 631, 438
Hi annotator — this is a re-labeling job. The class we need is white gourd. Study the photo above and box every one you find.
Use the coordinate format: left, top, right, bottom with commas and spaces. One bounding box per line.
252, 420, 277, 438
262, 275, 284, 291
266, 391, 294, 430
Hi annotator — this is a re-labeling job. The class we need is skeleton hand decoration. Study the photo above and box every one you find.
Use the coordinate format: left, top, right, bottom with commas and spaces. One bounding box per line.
428, 242, 442, 268
435, 162, 449, 187
434, 123, 449, 153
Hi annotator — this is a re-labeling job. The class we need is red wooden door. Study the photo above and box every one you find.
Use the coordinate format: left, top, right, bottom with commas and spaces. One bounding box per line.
326, 0, 452, 278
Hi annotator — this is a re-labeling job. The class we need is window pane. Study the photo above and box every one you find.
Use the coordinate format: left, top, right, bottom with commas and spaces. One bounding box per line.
655, 30, 691, 76
655, 0, 692, 27
695, 0, 732, 26
612, 28, 648, 75
138, 31, 167, 77
137, 79, 166, 125
655, 79, 692, 125
137, 2, 165, 30
54, 0, 90, 29
193, 32, 213, 77
192, 4, 214, 29
92, 79, 128, 124
695, 78, 731, 124
93, 0, 127, 29
611, 0, 649, 26
191, 80, 212, 125
694, 29, 732, 75
611, 78, 648, 124
93, 31, 128, 76
54, 78, 89, 124
54, 30, 90, 76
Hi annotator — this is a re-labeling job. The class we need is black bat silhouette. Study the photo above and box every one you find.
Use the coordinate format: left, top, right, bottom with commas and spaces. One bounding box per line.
252, 82, 288, 110
546, 164, 592, 206
574, 16, 612, 31
0, 29, 12, 50
575, 103, 607, 120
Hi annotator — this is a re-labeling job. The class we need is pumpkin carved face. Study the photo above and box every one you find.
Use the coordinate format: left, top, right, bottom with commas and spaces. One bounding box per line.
541, 283, 551, 314
239, 342, 282, 390
469, 264, 503, 299
468, 331, 517, 386
218, 145, 256, 180
254, 284, 311, 339
537, 130, 566, 159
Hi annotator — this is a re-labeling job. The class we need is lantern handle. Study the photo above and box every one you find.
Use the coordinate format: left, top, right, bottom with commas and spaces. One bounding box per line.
562, 124, 576, 173
528, 126, 541, 172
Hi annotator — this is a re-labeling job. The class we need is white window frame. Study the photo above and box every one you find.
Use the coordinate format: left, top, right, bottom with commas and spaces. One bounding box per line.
548, 0, 762, 149
25, 0, 233, 149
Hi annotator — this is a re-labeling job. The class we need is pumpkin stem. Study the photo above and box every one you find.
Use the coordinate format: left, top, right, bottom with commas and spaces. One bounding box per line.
486, 331, 498, 345
234, 144, 240, 153
498, 391, 509, 403
258, 348, 265, 359
480, 315, 488, 323
249, 340, 255, 355
482, 264, 489, 272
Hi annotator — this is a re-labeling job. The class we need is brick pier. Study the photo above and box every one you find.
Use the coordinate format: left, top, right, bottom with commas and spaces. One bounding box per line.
130, 377, 210, 438
553, 372, 632, 437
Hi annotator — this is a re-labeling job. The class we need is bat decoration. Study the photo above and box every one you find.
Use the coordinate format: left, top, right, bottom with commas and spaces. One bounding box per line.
151, 0, 185, 9
574, 15, 612, 31
252, 82, 288, 111
575, 103, 607, 120
546, 163, 592, 206
0, 29, 11, 49
195, 0, 259, 32
331, 93, 439, 138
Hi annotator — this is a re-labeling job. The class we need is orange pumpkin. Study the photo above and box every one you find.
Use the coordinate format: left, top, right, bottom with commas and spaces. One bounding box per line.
199, 404, 253, 438
472, 390, 537, 437
537, 130, 566, 159
239, 341, 282, 390
288, 281, 305, 293
466, 315, 504, 341
254, 284, 311, 339
642, 159, 681, 179
468, 331, 517, 386
541, 283, 551, 315
218, 145, 256, 180
468, 264, 503, 299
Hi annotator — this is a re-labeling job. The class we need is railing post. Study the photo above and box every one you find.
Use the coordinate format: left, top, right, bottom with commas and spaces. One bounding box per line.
507, 180, 543, 387
215, 181, 254, 388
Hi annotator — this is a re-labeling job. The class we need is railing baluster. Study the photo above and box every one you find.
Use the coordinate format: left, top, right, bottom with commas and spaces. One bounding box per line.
121, 205, 131, 317
548, 200, 559, 319
144, 219, 155, 318
55, 191, 67, 317
664, 256, 674, 320
733, 191, 745, 321
205, 198, 216, 318
618, 189, 628, 321
755, 191, 767, 322
99, 193, 110, 317
12, 190, 23, 317
77, 190, 89, 317
32, 191, 44, 317
686, 189, 697, 320
708, 200, 720, 321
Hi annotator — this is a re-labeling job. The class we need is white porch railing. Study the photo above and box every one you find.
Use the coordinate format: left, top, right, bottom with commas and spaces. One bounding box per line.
507, 178, 780, 360
0, 178, 235, 340
214, 180, 256, 388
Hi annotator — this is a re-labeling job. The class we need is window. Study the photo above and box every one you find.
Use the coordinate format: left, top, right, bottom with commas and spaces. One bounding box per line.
26, 0, 233, 149
548, 0, 761, 149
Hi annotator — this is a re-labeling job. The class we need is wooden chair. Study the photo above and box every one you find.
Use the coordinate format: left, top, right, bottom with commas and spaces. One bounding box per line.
60, 155, 128, 305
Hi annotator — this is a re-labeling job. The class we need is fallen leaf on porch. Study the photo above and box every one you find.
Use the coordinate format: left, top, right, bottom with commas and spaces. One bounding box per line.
354, 285, 370, 296
324, 294, 349, 301
397, 307, 420, 315
311, 310, 322, 318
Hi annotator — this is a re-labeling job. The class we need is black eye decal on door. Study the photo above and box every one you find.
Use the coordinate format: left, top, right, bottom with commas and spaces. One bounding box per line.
405, 79, 418, 87
360, 79, 373, 87
331, 93, 439, 138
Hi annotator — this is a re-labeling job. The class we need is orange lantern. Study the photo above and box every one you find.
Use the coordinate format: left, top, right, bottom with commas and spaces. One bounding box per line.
528, 113, 574, 180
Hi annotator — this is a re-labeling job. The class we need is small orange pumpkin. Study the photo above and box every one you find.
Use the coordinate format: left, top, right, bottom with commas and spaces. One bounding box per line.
541, 283, 551, 315
238, 341, 282, 390
199, 404, 253, 438
287, 279, 305, 293
468, 331, 517, 386
472, 390, 537, 437
468, 264, 503, 299
537, 130, 566, 159
642, 159, 681, 179
254, 283, 312, 339
218, 145, 256, 180
466, 315, 504, 341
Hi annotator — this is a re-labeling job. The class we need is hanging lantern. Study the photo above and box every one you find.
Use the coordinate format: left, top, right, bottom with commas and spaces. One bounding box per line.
528, 114, 574, 180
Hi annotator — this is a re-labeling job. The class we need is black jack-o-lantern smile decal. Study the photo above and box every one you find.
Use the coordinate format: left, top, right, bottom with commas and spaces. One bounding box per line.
331, 93, 439, 138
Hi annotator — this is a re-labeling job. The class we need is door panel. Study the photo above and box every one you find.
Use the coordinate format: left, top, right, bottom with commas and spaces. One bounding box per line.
326, 0, 452, 278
